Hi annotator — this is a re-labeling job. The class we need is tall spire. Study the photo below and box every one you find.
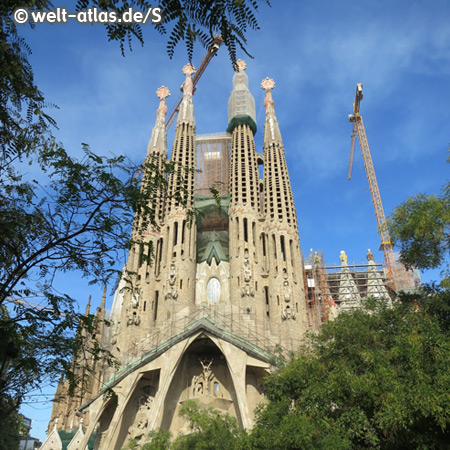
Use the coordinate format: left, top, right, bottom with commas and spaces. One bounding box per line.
228, 60, 260, 211
167, 64, 197, 212
261, 78, 298, 229
147, 86, 170, 159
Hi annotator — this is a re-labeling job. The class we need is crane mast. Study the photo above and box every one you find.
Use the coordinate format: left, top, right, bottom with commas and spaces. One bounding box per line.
165, 36, 223, 131
348, 83, 398, 290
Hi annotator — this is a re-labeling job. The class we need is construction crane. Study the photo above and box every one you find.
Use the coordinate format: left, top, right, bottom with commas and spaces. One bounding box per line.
348, 83, 398, 290
165, 36, 223, 131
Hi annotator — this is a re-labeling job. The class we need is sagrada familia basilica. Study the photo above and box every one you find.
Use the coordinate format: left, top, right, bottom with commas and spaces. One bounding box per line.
39, 60, 393, 450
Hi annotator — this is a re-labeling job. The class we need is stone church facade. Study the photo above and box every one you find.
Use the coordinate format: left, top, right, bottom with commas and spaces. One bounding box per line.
42, 61, 313, 450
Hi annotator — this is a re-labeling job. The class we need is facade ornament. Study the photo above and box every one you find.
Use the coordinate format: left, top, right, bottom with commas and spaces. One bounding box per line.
127, 391, 154, 442
241, 254, 255, 297
127, 311, 140, 326
131, 290, 140, 309
281, 305, 296, 321
283, 280, 291, 303
192, 358, 215, 397
169, 262, 177, 286
366, 248, 374, 261
165, 261, 178, 300
340, 250, 348, 265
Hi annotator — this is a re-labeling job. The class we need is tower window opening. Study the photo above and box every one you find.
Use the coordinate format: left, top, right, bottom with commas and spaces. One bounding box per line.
262, 233, 266, 257
173, 221, 178, 246
182, 220, 186, 244
244, 218, 248, 242
154, 291, 159, 321
264, 286, 269, 305
138, 243, 144, 268
280, 235, 286, 262
143, 301, 146, 312
180, 279, 183, 289
147, 243, 152, 266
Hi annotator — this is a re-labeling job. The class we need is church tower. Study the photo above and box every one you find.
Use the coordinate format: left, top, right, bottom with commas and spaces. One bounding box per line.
46, 62, 310, 450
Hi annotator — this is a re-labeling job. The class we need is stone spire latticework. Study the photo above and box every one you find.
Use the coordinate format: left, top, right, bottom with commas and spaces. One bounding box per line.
337, 250, 362, 311
167, 64, 197, 213
366, 249, 391, 302
261, 78, 298, 229
228, 61, 260, 213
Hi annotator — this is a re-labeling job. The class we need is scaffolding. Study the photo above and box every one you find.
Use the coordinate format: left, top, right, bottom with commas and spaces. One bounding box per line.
303, 250, 332, 330
196, 133, 231, 197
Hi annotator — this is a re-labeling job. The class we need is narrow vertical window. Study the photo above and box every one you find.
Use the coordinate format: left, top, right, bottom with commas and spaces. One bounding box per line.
264, 286, 269, 305
173, 222, 178, 246
154, 291, 159, 321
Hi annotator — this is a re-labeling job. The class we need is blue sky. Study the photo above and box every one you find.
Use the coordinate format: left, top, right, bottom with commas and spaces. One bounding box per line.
17, 0, 450, 441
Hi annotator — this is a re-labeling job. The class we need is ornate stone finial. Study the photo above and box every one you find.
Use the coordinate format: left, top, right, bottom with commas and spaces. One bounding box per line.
235, 59, 247, 72
261, 77, 276, 115
366, 248, 374, 261
156, 85, 170, 100
261, 77, 275, 92
340, 250, 348, 264
182, 63, 196, 76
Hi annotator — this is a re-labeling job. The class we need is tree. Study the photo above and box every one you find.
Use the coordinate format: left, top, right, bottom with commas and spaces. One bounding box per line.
121, 400, 248, 450
249, 291, 450, 449
171, 400, 248, 450
388, 159, 450, 284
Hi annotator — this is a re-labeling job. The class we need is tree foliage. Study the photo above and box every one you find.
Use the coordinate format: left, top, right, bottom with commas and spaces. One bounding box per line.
122, 400, 248, 450
74, 0, 270, 62
389, 166, 450, 284
250, 290, 450, 449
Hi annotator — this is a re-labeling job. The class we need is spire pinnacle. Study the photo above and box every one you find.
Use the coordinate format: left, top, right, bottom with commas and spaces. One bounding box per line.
84, 295, 91, 316
227, 59, 256, 128
177, 64, 196, 125
147, 86, 170, 155
100, 285, 106, 311
261, 77, 281, 142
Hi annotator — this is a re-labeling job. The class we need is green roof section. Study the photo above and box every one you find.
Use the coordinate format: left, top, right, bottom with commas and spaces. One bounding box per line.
226, 115, 257, 135
59, 428, 97, 450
